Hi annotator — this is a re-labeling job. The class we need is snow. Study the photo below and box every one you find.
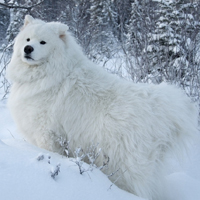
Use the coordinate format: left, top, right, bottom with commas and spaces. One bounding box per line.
166, 173, 200, 200
0, 94, 200, 200
0, 141, 139, 200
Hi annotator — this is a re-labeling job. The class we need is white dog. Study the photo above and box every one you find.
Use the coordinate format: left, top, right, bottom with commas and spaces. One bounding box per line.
7, 15, 198, 200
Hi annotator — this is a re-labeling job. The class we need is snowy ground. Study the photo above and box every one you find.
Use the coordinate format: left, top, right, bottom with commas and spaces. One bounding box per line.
0, 93, 200, 200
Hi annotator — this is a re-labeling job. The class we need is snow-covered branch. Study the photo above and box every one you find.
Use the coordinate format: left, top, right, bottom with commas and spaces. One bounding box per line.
0, 0, 44, 10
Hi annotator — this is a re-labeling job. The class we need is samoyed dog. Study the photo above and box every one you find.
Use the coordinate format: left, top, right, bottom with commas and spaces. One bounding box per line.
7, 15, 198, 200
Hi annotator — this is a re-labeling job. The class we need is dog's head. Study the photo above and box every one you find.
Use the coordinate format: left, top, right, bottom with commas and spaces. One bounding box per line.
14, 15, 69, 66
7, 15, 83, 86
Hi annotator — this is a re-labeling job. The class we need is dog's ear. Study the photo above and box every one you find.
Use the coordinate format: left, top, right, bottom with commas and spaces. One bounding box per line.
48, 22, 69, 43
59, 24, 69, 42
24, 15, 34, 26
20, 15, 34, 31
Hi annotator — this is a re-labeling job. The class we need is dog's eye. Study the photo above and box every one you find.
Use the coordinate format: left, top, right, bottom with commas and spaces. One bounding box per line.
27, 38, 30, 42
40, 41, 46, 45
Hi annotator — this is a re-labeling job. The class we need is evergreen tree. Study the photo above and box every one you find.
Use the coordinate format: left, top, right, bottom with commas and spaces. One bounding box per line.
68, 0, 91, 52
112, 0, 132, 42
126, 0, 156, 82
146, 0, 182, 82
147, 0, 200, 84
88, 0, 117, 60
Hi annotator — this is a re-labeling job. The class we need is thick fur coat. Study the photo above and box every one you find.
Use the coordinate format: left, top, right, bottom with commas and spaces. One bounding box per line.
7, 15, 198, 200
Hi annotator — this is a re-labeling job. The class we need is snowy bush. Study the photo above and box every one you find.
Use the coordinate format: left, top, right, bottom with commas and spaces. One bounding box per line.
36, 153, 61, 179
62, 141, 110, 175
50, 163, 61, 179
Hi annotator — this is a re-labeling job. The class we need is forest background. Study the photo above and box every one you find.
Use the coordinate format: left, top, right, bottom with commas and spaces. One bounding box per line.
0, 0, 200, 117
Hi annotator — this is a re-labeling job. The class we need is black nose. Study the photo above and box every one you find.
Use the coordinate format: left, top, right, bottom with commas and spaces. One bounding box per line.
24, 45, 34, 54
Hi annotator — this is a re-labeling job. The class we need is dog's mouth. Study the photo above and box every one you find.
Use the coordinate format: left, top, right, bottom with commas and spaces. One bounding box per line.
24, 55, 34, 60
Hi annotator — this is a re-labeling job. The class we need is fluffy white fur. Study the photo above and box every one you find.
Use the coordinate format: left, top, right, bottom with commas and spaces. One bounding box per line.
7, 15, 198, 200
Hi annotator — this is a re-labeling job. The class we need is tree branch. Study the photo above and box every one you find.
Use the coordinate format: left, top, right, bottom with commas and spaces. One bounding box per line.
0, 0, 44, 10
